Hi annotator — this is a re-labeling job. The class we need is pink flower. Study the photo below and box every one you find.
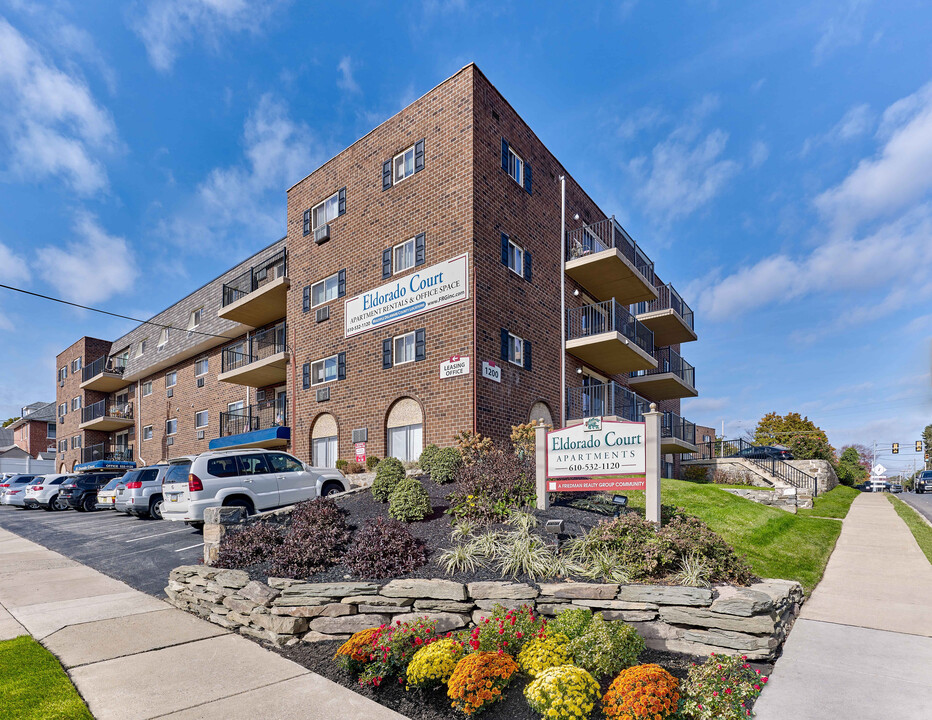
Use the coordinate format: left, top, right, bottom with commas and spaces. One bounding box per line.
725, 688, 732, 695
516, 632, 523, 639
712, 692, 718, 697
754, 684, 761, 691
762, 677, 769, 683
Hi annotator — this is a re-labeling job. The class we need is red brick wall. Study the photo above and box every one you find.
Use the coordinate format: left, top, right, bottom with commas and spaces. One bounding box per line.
55, 337, 113, 472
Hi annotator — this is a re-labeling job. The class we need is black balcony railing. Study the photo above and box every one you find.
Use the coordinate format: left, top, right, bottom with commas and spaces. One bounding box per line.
567, 299, 654, 356
683, 438, 818, 495
633, 283, 694, 332
221, 321, 287, 373
565, 216, 655, 285
82, 443, 133, 463
566, 382, 649, 422
82, 355, 126, 382
222, 248, 288, 307
219, 396, 288, 437
662, 411, 696, 446
82, 400, 133, 424
630, 346, 695, 387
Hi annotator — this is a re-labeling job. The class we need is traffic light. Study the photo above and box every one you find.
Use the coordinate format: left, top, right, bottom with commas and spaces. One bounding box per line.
918, 441, 923, 452
892, 443, 899, 454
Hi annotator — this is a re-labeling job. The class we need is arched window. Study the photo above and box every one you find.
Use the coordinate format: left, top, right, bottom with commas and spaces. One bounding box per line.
529, 401, 554, 428
386, 398, 423, 462
311, 414, 338, 468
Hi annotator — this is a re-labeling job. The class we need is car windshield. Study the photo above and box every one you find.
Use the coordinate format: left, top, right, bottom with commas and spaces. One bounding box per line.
102, 478, 122, 491
164, 462, 192, 484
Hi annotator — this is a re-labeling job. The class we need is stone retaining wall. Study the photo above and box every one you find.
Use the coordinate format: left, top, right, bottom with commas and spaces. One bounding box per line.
164, 569, 803, 661
723, 487, 807, 513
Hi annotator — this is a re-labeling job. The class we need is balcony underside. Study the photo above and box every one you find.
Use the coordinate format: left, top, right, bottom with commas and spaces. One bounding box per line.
218, 351, 289, 388
565, 332, 658, 375
628, 372, 698, 401
79, 416, 135, 432
661, 437, 698, 455
565, 249, 659, 305
209, 426, 290, 451
635, 309, 697, 346
80, 372, 129, 392
218, 276, 290, 328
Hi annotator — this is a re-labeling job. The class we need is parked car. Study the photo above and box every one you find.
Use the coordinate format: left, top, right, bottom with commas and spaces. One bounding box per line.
915, 470, 932, 494
59, 472, 125, 512
161, 449, 350, 528
23, 474, 75, 510
114, 464, 176, 519
0, 474, 40, 507
727, 445, 795, 461
96, 477, 123, 508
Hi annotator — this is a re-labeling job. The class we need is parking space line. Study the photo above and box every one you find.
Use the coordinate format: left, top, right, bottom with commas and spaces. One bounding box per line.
125, 528, 191, 543
174, 543, 203, 552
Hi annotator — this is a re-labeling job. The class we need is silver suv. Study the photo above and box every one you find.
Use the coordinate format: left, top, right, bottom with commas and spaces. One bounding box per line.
161, 449, 349, 527
114, 464, 179, 519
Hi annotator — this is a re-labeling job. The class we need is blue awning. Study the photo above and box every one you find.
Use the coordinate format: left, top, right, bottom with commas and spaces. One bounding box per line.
74, 460, 137, 473
208, 426, 291, 451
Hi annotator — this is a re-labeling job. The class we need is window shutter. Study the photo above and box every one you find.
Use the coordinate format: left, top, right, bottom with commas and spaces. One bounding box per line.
303, 210, 310, 236
337, 352, 346, 381
415, 328, 426, 361
338, 187, 346, 215
524, 161, 532, 194
524, 250, 532, 281
414, 139, 425, 173
501, 329, 509, 361
382, 160, 392, 190
302, 286, 310, 312
302, 363, 310, 390
382, 248, 392, 279
501, 138, 509, 172
338, 269, 346, 298
501, 232, 508, 266
415, 232, 426, 266
382, 339, 393, 369
524, 340, 532, 371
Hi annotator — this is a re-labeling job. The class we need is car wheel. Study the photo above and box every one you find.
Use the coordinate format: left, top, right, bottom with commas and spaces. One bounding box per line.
82, 495, 96, 512
320, 481, 343, 497
51, 494, 69, 511
149, 497, 164, 520
223, 498, 254, 516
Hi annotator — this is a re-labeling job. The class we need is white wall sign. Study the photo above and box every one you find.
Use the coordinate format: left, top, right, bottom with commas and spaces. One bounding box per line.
440, 355, 470, 379
344, 253, 469, 337
482, 361, 502, 383
546, 420, 646, 479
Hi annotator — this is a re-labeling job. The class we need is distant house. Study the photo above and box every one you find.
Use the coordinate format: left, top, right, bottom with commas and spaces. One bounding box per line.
6, 401, 57, 459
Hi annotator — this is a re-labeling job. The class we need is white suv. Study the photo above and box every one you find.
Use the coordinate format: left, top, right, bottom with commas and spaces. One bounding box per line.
24, 474, 76, 510
161, 449, 349, 527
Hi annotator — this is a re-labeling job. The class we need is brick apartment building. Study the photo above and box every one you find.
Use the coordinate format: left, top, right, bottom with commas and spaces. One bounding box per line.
6, 401, 57, 459
54, 64, 699, 476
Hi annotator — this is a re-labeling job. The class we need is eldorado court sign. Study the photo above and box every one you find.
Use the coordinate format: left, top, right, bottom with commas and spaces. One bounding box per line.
546, 419, 647, 492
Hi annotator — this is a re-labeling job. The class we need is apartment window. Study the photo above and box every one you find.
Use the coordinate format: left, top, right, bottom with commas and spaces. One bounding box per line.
382, 140, 424, 190
71, 397, 81, 411
57, 367, 67, 382
166, 418, 177, 436
382, 233, 425, 279
158, 327, 169, 348
58, 403, 67, 416
507, 239, 524, 276
195, 410, 208, 429
506, 147, 524, 185
312, 192, 339, 230
71, 435, 81, 450
142, 381, 152, 397
388, 423, 423, 463
195, 358, 209, 376
71, 357, 82, 373
165, 372, 177, 388
393, 332, 416, 365
143, 425, 153, 441
393, 145, 415, 184
228, 401, 244, 414
47, 422, 56, 440
508, 333, 524, 366
312, 436, 338, 468
311, 355, 339, 385
393, 237, 416, 274
311, 272, 340, 307
188, 307, 203, 330
136, 339, 147, 357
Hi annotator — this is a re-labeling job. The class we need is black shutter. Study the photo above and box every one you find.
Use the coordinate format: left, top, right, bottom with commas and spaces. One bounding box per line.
415, 233, 426, 266
338, 187, 346, 215
302, 363, 310, 390
414, 328, 426, 361
382, 160, 392, 190
382, 339, 393, 369
337, 352, 346, 380
524, 340, 532, 371
524, 250, 532, 281
302, 209, 311, 236
524, 161, 532, 194
501, 329, 509, 361
302, 286, 310, 312
501, 138, 509, 172
414, 139, 425, 173
382, 248, 392, 279
501, 232, 509, 266
337, 269, 346, 298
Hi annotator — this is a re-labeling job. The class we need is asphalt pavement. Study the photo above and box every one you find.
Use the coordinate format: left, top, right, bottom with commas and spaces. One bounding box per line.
897, 491, 932, 524
0, 504, 204, 597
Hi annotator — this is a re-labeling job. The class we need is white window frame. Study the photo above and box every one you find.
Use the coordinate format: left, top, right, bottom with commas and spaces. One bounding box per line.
311, 272, 340, 307
71, 397, 81, 411
507, 332, 524, 367
507, 147, 524, 185
58, 403, 67, 416
136, 339, 147, 357
165, 371, 177, 388
188, 307, 203, 330
311, 355, 339, 386
166, 418, 177, 436
393, 237, 416, 274
311, 192, 339, 230
393, 145, 416, 184
312, 435, 338, 468
194, 358, 209, 376
142, 381, 152, 397
388, 423, 423, 463
393, 331, 416, 366
142, 425, 153, 441
507, 238, 524, 276
58, 367, 67, 382
227, 401, 245, 414
71, 357, 82, 373
158, 327, 169, 348
195, 410, 208, 429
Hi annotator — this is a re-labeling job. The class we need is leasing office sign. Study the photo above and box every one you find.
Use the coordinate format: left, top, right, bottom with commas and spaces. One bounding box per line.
344, 253, 469, 337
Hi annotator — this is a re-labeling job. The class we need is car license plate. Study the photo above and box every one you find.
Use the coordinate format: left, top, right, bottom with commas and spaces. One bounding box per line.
170, 495, 178, 502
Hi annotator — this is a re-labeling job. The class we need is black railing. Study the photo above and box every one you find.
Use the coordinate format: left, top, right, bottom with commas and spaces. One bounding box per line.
82, 443, 133, 463
565, 216, 655, 285
631, 346, 695, 387
222, 248, 288, 307
221, 321, 287, 372
82, 400, 133, 424
566, 382, 649, 422
662, 411, 696, 446
683, 438, 818, 495
633, 283, 694, 332
566, 300, 654, 356
82, 355, 126, 382
219, 397, 288, 437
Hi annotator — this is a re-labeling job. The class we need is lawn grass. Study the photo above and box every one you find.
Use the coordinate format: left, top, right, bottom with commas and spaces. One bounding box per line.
887, 495, 932, 565
625, 479, 842, 593
797, 485, 861, 519
0, 636, 92, 720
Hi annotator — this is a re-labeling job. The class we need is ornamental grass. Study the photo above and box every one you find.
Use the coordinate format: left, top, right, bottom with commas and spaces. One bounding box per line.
447, 651, 519, 716
405, 638, 464, 690
524, 664, 601, 720
602, 663, 680, 720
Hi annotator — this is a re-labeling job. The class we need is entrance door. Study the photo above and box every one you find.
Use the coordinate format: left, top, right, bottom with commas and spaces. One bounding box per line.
274, 386, 287, 426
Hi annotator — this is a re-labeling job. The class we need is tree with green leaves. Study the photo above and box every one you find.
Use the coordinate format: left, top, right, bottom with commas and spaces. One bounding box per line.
923, 424, 932, 469
753, 412, 836, 461
836, 446, 868, 486
1, 417, 19, 428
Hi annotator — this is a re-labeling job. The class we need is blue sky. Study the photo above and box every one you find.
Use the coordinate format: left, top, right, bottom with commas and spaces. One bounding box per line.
0, 1, 930, 473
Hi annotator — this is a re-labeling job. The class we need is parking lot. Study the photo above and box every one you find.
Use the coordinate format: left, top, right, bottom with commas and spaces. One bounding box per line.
0, 505, 204, 597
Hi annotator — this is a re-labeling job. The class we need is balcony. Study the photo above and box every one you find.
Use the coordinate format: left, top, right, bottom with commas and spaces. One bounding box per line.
79, 400, 134, 432
566, 300, 657, 374
628, 346, 697, 401
218, 248, 289, 328
566, 382, 649, 422
633, 283, 696, 346
661, 412, 697, 454
81, 443, 134, 464
210, 397, 290, 450
80, 355, 128, 392
565, 217, 659, 305
218, 321, 289, 388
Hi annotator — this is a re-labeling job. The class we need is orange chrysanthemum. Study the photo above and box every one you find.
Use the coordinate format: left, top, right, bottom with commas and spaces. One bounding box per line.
603, 664, 680, 720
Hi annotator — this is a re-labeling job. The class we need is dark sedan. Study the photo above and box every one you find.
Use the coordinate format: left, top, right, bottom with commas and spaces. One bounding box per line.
728, 445, 794, 461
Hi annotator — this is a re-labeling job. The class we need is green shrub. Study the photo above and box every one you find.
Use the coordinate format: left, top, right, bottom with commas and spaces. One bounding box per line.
681, 464, 710, 483
547, 606, 593, 641
430, 446, 462, 484
418, 444, 441, 474
335, 459, 348, 472
388, 477, 432, 522
371, 457, 406, 502
567, 614, 643, 679
681, 653, 767, 720
365, 455, 380, 471
446, 447, 535, 523
344, 517, 427, 578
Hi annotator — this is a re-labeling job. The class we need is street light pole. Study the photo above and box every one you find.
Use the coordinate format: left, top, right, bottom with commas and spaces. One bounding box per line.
560, 174, 566, 428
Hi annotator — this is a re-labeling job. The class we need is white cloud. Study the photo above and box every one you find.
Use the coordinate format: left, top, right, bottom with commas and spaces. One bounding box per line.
813, 0, 870, 64
36, 213, 137, 305
749, 141, 769, 167
132, 0, 286, 72
617, 106, 665, 140
0, 18, 117, 194
337, 56, 360, 94
0, 241, 31, 331
833, 103, 873, 140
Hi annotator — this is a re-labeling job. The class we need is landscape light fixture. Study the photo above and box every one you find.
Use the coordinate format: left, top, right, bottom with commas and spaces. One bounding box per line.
612, 494, 628, 518
545, 519, 565, 534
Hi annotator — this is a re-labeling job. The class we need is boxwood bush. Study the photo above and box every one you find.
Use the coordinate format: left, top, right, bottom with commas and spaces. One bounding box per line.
371, 457, 406, 502
429, 446, 462, 485
418, 444, 441, 475
388, 477, 432, 522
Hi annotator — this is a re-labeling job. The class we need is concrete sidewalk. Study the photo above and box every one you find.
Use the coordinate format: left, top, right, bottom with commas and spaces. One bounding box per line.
0, 527, 405, 720
755, 493, 932, 720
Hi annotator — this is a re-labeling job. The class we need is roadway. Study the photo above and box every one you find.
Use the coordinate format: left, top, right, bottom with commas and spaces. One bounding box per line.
898, 491, 932, 525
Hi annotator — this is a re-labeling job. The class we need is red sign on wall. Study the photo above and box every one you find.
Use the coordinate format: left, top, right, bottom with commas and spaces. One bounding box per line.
546, 476, 647, 493
354, 442, 366, 464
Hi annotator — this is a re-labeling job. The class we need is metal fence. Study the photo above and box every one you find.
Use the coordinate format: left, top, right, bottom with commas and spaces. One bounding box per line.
82, 355, 126, 382
221, 321, 287, 372
82, 400, 133, 424
566, 299, 654, 356
565, 216, 655, 285
661, 411, 696, 445
683, 438, 818, 495
82, 443, 133, 463
630, 346, 695, 387
222, 248, 288, 307
632, 283, 694, 331
566, 382, 649, 422
219, 396, 288, 437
